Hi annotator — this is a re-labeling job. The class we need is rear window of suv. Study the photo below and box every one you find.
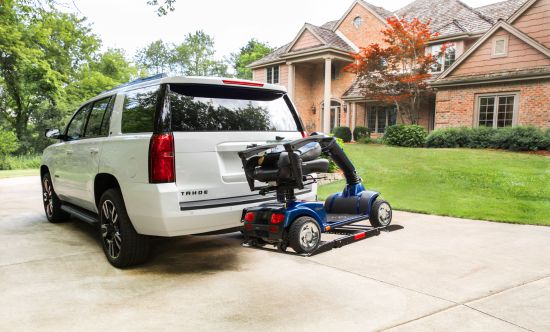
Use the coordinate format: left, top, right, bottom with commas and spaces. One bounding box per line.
169, 84, 300, 132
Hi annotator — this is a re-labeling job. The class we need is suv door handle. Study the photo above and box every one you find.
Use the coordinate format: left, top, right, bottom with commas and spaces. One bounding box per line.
90, 148, 99, 154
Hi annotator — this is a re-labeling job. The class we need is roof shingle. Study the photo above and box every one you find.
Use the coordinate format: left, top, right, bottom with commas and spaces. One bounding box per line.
249, 0, 530, 69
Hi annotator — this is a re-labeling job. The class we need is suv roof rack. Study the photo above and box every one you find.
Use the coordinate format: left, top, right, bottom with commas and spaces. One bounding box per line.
102, 73, 168, 94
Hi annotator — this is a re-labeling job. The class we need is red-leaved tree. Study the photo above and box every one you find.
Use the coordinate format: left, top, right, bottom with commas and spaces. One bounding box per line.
345, 17, 445, 124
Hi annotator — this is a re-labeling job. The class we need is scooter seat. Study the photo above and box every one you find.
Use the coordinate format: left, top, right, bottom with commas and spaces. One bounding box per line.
250, 142, 325, 183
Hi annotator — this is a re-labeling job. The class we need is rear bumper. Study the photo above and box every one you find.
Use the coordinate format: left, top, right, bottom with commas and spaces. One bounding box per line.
122, 183, 316, 237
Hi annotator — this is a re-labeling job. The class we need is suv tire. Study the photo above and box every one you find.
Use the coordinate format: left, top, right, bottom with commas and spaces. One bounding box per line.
99, 189, 150, 268
41, 172, 69, 223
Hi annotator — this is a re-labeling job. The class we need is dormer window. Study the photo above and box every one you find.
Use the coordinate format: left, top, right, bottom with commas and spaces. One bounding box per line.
430, 43, 456, 73
353, 16, 362, 29
492, 36, 508, 57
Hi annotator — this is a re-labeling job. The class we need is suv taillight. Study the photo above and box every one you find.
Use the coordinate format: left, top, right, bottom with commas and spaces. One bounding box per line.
149, 133, 175, 183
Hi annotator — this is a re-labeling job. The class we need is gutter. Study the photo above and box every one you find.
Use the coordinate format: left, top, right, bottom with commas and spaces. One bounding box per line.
431, 74, 550, 88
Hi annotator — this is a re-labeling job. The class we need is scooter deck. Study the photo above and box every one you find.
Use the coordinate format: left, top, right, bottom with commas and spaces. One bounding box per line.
309, 224, 384, 256
241, 223, 401, 257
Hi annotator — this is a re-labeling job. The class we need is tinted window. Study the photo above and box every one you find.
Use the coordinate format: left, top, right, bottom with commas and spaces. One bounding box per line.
121, 86, 159, 133
100, 97, 115, 136
84, 97, 111, 138
169, 85, 299, 132
66, 104, 91, 140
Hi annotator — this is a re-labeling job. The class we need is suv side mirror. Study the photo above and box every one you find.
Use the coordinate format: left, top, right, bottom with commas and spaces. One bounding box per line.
45, 128, 63, 139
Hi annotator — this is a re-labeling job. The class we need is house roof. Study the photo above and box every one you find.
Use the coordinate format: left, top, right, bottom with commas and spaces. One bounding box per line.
342, 79, 364, 99
248, 23, 354, 67
305, 24, 355, 53
395, 0, 495, 35
437, 20, 550, 80
476, 0, 528, 22
249, 0, 530, 68
357, 0, 393, 21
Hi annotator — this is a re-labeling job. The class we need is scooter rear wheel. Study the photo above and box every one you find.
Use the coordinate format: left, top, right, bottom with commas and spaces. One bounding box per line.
289, 216, 321, 254
369, 199, 392, 227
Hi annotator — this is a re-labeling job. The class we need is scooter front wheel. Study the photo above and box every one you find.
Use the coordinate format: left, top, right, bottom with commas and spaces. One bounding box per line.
289, 216, 321, 254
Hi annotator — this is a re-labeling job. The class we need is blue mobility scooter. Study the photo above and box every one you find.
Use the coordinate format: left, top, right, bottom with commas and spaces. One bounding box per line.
238, 134, 393, 256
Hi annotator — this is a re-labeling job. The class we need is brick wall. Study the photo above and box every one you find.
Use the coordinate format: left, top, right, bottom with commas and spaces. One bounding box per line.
435, 79, 550, 129
336, 3, 387, 48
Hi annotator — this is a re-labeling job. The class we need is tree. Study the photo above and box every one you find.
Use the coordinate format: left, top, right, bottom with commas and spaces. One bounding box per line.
345, 17, 445, 124
134, 40, 173, 75
231, 39, 273, 79
182, 30, 228, 77
0, 1, 138, 153
0, 0, 99, 148
134, 32, 229, 77
147, 0, 176, 16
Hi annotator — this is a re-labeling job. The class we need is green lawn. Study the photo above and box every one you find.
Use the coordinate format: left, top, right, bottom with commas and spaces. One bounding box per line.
319, 144, 550, 226
0, 169, 38, 179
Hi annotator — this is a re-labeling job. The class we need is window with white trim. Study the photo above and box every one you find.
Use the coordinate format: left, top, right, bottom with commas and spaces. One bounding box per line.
430, 43, 456, 73
266, 66, 279, 84
492, 36, 508, 57
477, 94, 517, 128
367, 106, 397, 133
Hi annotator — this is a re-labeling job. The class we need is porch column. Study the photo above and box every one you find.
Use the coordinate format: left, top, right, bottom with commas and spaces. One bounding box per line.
351, 102, 357, 137
323, 57, 332, 134
345, 102, 350, 127
287, 62, 295, 101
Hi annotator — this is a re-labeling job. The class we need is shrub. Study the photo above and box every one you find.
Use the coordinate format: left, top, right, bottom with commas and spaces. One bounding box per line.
357, 137, 373, 144
426, 126, 548, 151
491, 126, 547, 151
0, 130, 20, 170
332, 126, 352, 143
0, 155, 41, 170
383, 125, 427, 147
426, 127, 472, 148
544, 129, 550, 150
467, 127, 497, 148
353, 126, 370, 141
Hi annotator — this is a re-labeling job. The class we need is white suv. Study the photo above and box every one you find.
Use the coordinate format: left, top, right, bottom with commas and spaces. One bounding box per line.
41, 75, 315, 267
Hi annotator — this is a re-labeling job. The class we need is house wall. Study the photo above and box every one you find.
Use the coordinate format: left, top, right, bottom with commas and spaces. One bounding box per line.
252, 64, 288, 86
336, 3, 387, 48
291, 30, 323, 51
512, 0, 550, 48
252, 68, 265, 82
435, 79, 550, 129
294, 64, 318, 132
451, 29, 550, 76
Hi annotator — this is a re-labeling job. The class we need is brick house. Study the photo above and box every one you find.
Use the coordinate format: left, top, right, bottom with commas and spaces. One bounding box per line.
432, 0, 550, 129
248, 0, 549, 136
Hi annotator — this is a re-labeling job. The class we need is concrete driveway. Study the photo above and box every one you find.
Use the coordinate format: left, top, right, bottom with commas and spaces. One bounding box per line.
1, 176, 549, 331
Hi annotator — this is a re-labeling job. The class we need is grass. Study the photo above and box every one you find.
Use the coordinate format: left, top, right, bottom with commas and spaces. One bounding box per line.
0, 169, 38, 179
319, 144, 550, 226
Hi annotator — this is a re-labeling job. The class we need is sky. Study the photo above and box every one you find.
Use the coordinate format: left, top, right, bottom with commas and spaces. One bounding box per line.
65, 0, 507, 61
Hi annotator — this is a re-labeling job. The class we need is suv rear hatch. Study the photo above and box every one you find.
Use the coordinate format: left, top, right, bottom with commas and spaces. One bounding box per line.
166, 83, 307, 209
